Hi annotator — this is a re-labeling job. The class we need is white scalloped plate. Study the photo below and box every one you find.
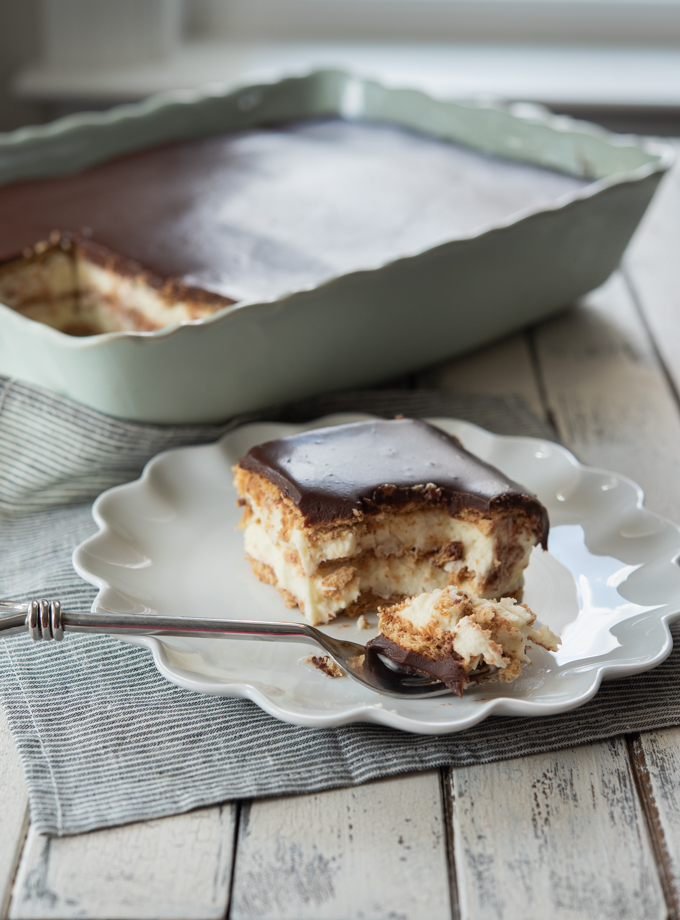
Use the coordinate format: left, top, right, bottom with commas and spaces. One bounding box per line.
72, 415, 680, 734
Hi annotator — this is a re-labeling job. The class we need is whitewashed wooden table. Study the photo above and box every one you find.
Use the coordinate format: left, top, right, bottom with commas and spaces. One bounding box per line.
2, 147, 680, 920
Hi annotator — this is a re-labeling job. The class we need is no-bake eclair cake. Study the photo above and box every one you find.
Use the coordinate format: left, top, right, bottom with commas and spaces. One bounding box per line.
0, 119, 587, 335
233, 418, 549, 626
366, 587, 559, 696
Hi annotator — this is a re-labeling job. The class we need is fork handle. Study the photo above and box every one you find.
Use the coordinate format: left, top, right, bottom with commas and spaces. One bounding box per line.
0, 600, 322, 647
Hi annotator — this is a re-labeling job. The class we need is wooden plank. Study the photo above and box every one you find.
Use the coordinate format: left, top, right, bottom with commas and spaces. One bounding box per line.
0, 709, 29, 920
230, 770, 452, 920
531, 264, 680, 916
623, 147, 680, 917
450, 739, 665, 920
625, 142, 680, 397
630, 731, 680, 920
418, 332, 544, 419
443, 267, 680, 919
532, 270, 680, 521
9, 803, 238, 920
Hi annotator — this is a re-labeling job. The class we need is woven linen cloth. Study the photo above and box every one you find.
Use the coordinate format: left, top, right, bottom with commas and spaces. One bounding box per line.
2, 374, 680, 837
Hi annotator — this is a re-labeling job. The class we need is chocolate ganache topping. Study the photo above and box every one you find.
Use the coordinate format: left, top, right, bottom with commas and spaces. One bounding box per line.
364, 634, 470, 697
239, 418, 549, 545
0, 119, 588, 305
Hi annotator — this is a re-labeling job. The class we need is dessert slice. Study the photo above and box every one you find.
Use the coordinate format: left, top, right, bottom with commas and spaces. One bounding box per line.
0, 233, 234, 335
367, 587, 560, 696
233, 418, 549, 626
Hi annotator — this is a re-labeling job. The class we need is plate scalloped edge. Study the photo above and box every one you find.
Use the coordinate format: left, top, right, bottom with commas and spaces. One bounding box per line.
72, 414, 680, 734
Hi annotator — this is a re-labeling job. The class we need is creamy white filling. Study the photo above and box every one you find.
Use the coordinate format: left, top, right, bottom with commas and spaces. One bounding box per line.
76, 258, 219, 330
246, 498, 500, 575
398, 589, 521, 631
245, 521, 360, 624
244, 518, 513, 625
0, 250, 77, 316
0, 248, 225, 334
392, 586, 560, 672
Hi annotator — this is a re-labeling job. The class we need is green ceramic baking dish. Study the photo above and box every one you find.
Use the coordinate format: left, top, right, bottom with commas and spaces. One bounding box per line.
0, 69, 673, 423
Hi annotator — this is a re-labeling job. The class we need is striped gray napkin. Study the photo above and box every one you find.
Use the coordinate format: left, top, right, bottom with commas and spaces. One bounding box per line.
1, 374, 680, 837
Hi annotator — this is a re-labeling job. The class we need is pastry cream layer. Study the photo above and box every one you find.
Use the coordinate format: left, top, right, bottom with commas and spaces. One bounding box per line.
245, 519, 450, 623
0, 248, 80, 330
241, 485, 537, 624
243, 514, 532, 625
379, 586, 560, 684
250, 499, 506, 573
0, 240, 230, 334
76, 257, 224, 332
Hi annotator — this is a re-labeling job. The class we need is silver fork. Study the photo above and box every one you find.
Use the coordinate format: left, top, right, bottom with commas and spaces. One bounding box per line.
0, 600, 450, 699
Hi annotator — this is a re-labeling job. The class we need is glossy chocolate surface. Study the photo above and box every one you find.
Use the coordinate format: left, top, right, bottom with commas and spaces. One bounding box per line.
239, 418, 549, 542
0, 119, 586, 303
365, 634, 468, 697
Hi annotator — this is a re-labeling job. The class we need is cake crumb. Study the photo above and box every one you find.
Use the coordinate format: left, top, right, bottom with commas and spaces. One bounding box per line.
356, 615, 371, 631
304, 655, 345, 678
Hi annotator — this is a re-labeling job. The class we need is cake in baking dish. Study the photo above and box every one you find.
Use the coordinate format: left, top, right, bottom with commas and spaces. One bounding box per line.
0, 119, 588, 335
0, 233, 234, 335
366, 586, 560, 696
233, 417, 549, 626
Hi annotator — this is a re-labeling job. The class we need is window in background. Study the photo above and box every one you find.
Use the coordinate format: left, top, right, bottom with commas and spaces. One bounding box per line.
6, 0, 680, 133
186, 0, 680, 45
